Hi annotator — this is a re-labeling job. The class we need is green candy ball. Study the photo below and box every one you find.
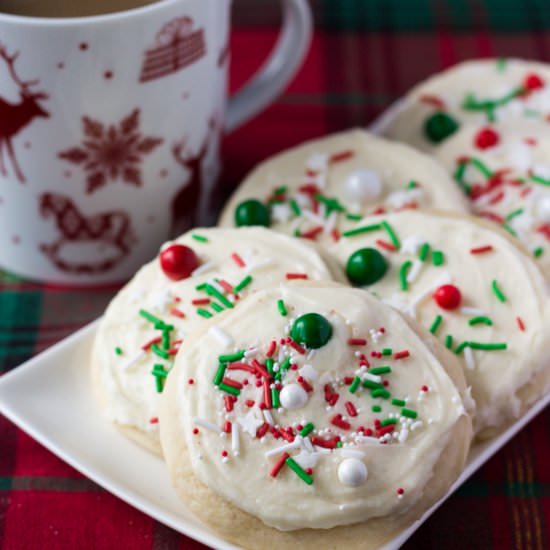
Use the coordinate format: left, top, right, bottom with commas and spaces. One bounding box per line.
423, 111, 459, 143
234, 199, 270, 227
346, 248, 388, 286
290, 313, 332, 349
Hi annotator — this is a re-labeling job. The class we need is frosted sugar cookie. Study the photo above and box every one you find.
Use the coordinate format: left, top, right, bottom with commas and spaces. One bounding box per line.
326, 210, 550, 436
92, 228, 339, 454
432, 119, 550, 279
160, 281, 472, 549
383, 59, 550, 151
218, 129, 469, 245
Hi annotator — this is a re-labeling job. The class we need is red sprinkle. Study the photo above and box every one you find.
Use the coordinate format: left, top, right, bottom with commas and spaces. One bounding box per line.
397, 487, 405, 495
245, 399, 255, 407
222, 377, 243, 390
270, 452, 290, 477
297, 377, 313, 392
348, 337, 367, 346
193, 428, 199, 435
523, 73, 545, 91
488, 191, 505, 205
149, 417, 159, 424
421, 385, 429, 392
516, 316, 526, 331
231, 253, 245, 268
433, 284, 462, 310
305, 468, 313, 475
192, 298, 210, 306
343, 376, 355, 385
285, 273, 308, 280
478, 210, 505, 224
524, 137, 538, 146
311, 436, 338, 449
376, 425, 395, 438
170, 307, 185, 318
217, 279, 234, 293
256, 422, 270, 439
278, 428, 294, 442
286, 338, 307, 355
227, 362, 256, 373
331, 228, 341, 242
394, 350, 410, 360
330, 150, 354, 163
266, 340, 277, 358
305, 168, 318, 177
329, 394, 340, 406
470, 245, 494, 254
251, 359, 270, 379
331, 414, 351, 430
223, 421, 231, 433
141, 336, 162, 351
474, 127, 500, 150
376, 239, 397, 252
301, 226, 324, 240
263, 379, 272, 409
188, 378, 194, 385
419, 94, 446, 109
224, 395, 234, 412
221, 450, 228, 457
345, 401, 358, 417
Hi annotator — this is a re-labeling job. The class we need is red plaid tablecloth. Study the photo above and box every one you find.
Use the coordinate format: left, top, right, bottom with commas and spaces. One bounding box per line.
1, 1, 549, 548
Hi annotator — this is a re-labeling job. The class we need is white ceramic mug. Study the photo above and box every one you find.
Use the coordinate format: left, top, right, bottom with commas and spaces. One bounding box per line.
0, 0, 312, 284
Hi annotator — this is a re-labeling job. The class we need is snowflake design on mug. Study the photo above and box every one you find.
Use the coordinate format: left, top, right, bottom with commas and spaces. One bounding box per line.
58, 108, 163, 194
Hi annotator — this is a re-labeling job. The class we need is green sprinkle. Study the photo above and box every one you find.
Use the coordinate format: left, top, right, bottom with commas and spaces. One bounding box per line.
349, 376, 361, 393
496, 57, 507, 72
315, 193, 346, 214
432, 250, 445, 266
279, 357, 291, 377
233, 275, 253, 294
205, 284, 234, 309
529, 173, 550, 187
211, 302, 224, 313
271, 387, 280, 408
382, 348, 392, 356
266, 357, 275, 376
371, 388, 391, 399
381, 220, 400, 250
407, 180, 418, 189
391, 398, 406, 407
345, 213, 363, 221
151, 343, 170, 360
534, 247, 544, 258
191, 234, 208, 243
455, 341, 508, 354
195, 282, 207, 291
506, 208, 524, 221
342, 223, 382, 237
273, 185, 288, 196
502, 224, 517, 237
290, 198, 301, 216
468, 316, 493, 326
197, 308, 213, 319
399, 260, 412, 291
162, 330, 170, 350
219, 350, 246, 363
218, 383, 240, 396
114, 346, 123, 356
213, 363, 226, 385
277, 299, 287, 316
286, 457, 313, 485
370, 366, 391, 375
430, 315, 443, 335
268, 199, 284, 206
139, 309, 165, 329
445, 334, 453, 349
293, 228, 301, 237
419, 242, 430, 262
299, 422, 315, 437
381, 418, 397, 426
151, 364, 168, 378
336, 441, 343, 448
401, 408, 418, 419
363, 379, 383, 390
453, 160, 471, 195
491, 279, 507, 303
155, 376, 164, 393
372, 405, 382, 412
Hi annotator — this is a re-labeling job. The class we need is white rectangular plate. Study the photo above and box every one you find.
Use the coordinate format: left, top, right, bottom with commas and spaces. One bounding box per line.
0, 320, 547, 550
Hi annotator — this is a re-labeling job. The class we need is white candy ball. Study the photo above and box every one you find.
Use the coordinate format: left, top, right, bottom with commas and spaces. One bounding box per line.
536, 196, 550, 223
338, 458, 368, 487
279, 384, 308, 410
344, 169, 383, 204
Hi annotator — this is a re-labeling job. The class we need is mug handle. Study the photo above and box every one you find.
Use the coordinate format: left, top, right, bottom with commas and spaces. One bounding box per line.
225, 0, 313, 132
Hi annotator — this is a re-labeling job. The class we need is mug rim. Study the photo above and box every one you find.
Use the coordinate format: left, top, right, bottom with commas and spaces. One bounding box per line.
0, 0, 195, 26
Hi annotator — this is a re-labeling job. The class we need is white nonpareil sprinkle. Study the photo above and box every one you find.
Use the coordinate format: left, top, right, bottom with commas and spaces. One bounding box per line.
271, 203, 292, 223
354, 435, 381, 445
460, 306, 486, 316
208, 326, 233, 348
191, 261, 215, 277
121, 350, 146, 371
263, 409, 275, 425
193, 417, 222, 434
344, 168, 383, 204
398, 428, 409, 444
231, 423, 240, 456
406, 259, 423, 284
363, 371, 382, 383
264, 437, 303, 458
464, 346, 476, 370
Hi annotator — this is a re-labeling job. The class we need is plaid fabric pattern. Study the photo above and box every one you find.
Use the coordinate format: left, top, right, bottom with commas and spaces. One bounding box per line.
1, 1, 549, 548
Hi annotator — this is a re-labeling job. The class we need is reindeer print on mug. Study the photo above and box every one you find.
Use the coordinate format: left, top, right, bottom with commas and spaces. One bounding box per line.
0, 43, 49, 183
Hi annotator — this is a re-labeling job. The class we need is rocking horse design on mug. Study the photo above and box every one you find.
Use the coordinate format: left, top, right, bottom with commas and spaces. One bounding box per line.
39, 192, 135, 274
0, 43, 50, 183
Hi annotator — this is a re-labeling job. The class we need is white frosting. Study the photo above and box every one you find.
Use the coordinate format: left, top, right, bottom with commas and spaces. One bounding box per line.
328, 210, 550, 433
219, 130, 469, 244
172, 283, 468, 530
94, 227, 337, 442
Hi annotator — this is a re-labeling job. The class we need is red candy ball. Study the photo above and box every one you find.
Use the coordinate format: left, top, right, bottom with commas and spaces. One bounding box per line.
474, 127, 500, 150
159, 244, 199, 281
523, 73, 545, 91
433, 284, 462, 310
